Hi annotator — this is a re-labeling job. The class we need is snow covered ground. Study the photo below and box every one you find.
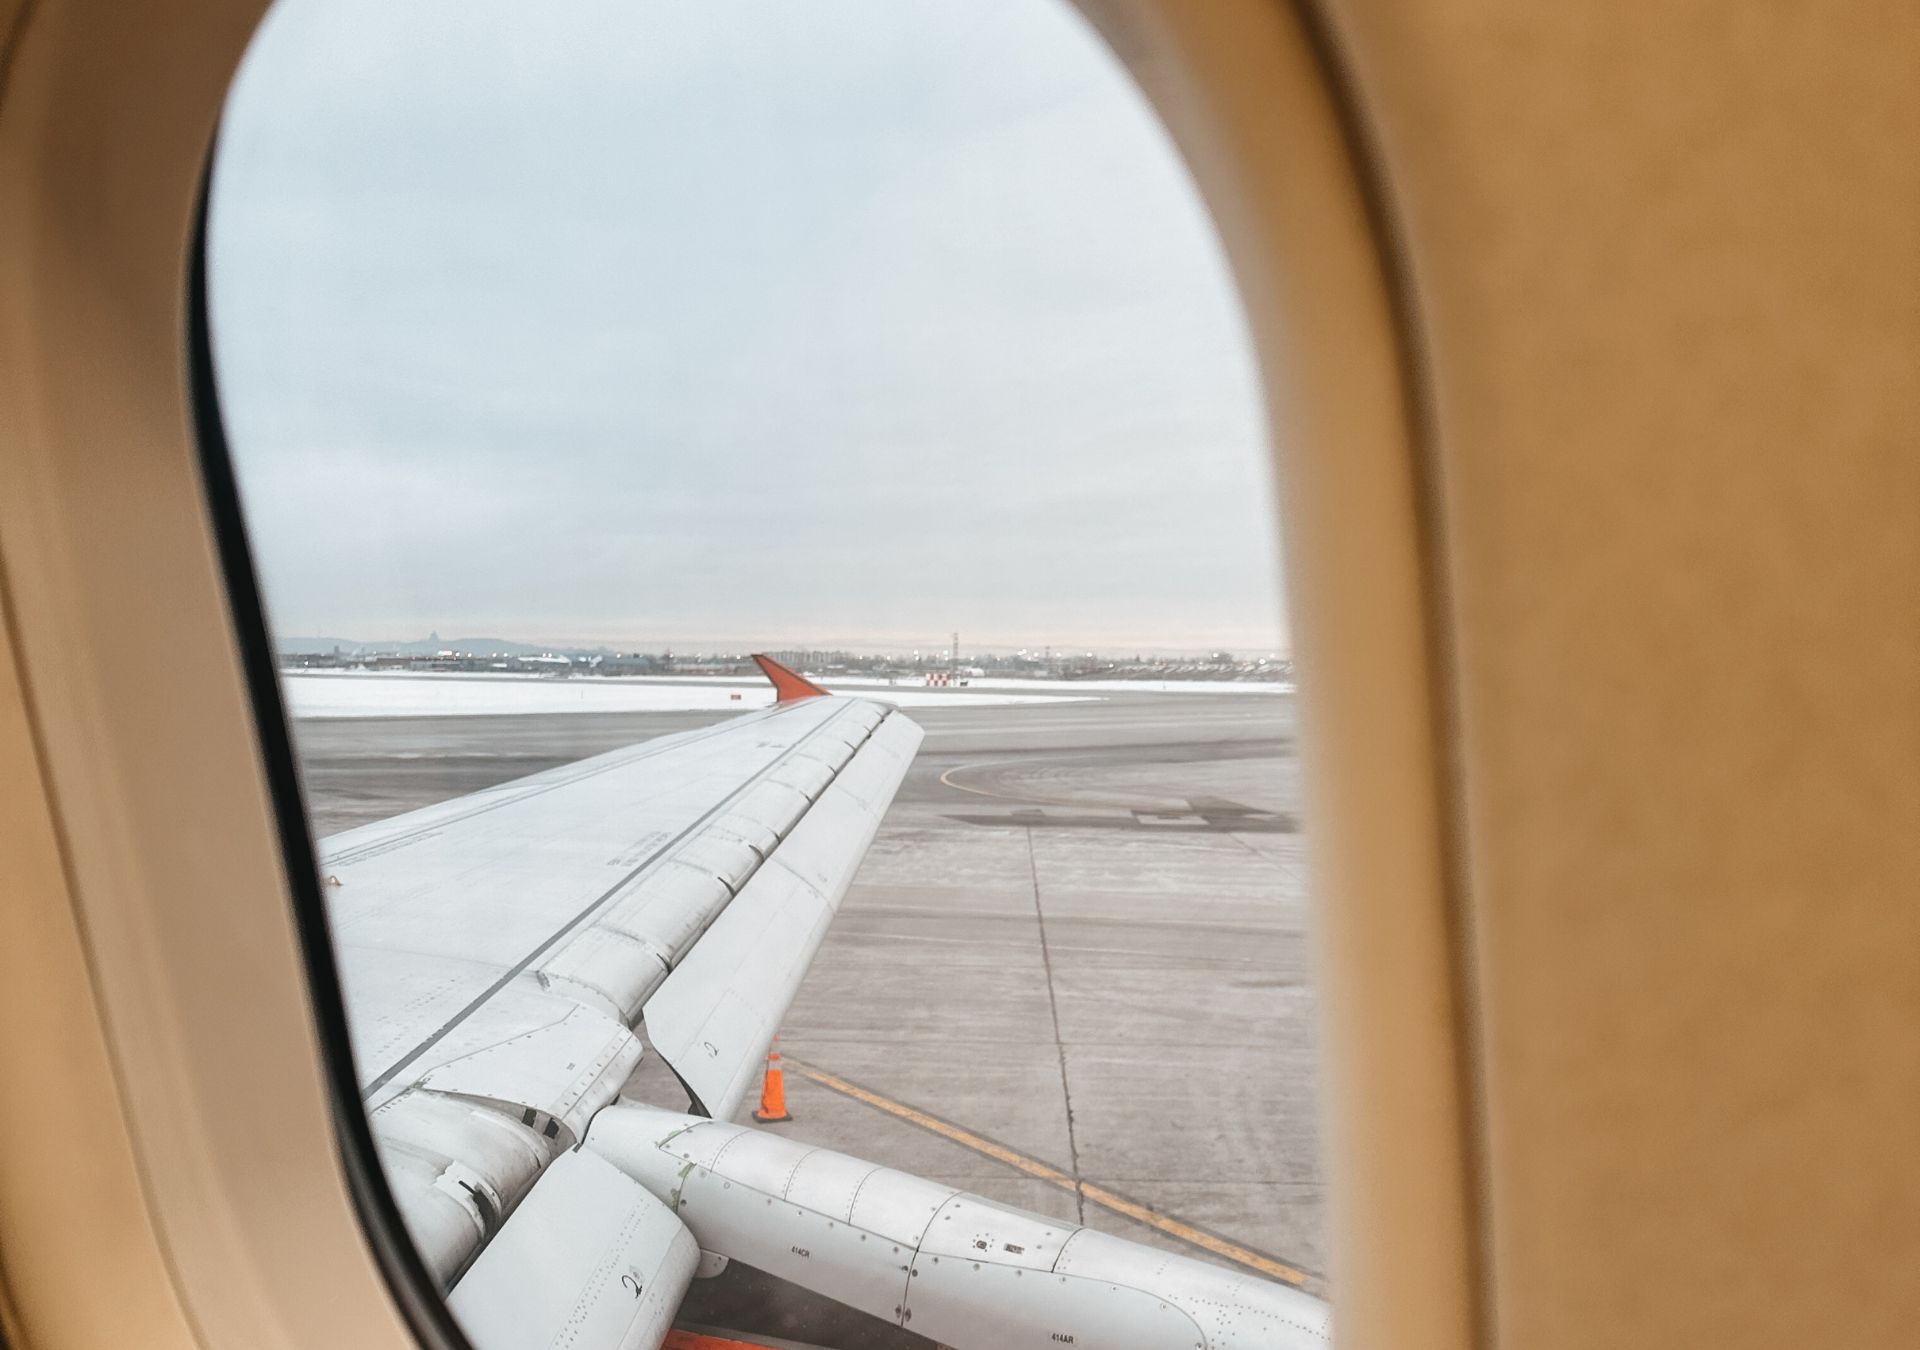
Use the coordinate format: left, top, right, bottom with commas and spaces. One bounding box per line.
279, 670, 1103, 719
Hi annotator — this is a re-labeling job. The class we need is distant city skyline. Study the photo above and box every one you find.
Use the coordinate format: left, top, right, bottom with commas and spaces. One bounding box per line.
274, 630, 1288, 660
274, 630, 1284, 661
208, 0, 1288, 654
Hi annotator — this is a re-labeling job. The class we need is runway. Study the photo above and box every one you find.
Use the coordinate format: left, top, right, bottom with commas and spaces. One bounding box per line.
288, 688, 1324, 1342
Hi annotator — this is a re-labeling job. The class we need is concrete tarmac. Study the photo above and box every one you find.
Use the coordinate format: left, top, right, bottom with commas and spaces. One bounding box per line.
288, 689, 1325, 1340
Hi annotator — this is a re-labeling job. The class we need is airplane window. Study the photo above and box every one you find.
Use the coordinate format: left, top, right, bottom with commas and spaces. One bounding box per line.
204, 2, 1330, 1347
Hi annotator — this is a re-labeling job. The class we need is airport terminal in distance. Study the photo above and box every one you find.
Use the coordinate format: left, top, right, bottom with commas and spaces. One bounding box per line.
285, 661, 1320, 1349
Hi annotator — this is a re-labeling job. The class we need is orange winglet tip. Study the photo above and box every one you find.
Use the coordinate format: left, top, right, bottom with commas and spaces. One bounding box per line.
751, 653, 830, 703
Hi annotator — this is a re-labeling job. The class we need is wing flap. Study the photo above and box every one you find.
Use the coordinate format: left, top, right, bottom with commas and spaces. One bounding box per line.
447, 1147, 698, 1350
643, 713, 923, 1119
644, 867, 836, 1120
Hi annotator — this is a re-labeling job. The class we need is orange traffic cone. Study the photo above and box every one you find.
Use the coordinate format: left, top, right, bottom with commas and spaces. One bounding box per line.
753, 1038, 792, 1123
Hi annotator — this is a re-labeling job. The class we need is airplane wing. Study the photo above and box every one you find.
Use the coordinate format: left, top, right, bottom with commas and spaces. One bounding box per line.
315, 655, 1329, 1349
316, 657, 920, 1292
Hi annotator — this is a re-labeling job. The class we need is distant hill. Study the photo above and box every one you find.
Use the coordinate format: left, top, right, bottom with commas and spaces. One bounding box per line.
275, 635, 601, 658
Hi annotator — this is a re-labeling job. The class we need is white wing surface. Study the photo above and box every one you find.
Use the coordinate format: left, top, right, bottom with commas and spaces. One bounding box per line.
314, 669, 921, 1310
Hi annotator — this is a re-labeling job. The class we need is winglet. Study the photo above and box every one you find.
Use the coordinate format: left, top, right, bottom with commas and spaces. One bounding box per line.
752, 653, 830, 703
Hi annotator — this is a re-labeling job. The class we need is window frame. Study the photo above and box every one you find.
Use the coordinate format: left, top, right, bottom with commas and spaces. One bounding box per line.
0, 3, 1467, 1346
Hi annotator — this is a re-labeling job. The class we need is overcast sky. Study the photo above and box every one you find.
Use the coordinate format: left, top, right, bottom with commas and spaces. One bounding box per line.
208, 0, 1285, 655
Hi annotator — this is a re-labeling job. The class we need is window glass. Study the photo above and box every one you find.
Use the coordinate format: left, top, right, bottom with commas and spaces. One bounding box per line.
208, 2, 1327, 1345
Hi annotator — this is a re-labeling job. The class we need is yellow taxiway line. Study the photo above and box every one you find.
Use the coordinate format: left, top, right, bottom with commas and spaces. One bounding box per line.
783, 1057, 1314, 1289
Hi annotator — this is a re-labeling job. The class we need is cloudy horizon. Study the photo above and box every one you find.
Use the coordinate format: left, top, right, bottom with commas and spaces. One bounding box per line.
208, 0, 1289, 656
